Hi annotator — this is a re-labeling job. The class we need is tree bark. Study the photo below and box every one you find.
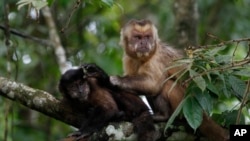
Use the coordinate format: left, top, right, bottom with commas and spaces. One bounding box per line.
0, 76, 83, 128
173, 0, 198, 48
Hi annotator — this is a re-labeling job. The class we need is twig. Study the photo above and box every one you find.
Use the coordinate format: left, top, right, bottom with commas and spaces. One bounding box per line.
245, 43, 250, 59
197, 37, 250, 49
60, 0, 82, 33
207, 33, 224, 43
182, 58, 250, 85
236, 80, 250, 124
0, 25, 52, 46
232, 42, 239, 65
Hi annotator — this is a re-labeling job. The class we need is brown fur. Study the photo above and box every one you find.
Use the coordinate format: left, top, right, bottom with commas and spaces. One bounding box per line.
111, 19, 229, 140
59, 64, 159, 141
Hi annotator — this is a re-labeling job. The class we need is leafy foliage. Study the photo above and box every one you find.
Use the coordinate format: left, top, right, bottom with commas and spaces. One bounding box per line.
165, 40, 250, 131
17, 0, 48, 11
1, 0, 250, 140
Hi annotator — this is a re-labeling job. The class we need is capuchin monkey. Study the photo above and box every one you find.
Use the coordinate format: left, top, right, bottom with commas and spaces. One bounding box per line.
110, 19, 229, 141
59, 63, 159, 141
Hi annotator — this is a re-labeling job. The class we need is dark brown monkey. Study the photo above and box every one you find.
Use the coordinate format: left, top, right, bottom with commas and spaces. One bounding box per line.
59, 67, 122, 140
110, 19, 229, 141
59, 63, 159, 141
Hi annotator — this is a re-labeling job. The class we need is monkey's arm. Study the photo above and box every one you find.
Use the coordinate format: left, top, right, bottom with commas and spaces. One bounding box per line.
110, 75, 160, 96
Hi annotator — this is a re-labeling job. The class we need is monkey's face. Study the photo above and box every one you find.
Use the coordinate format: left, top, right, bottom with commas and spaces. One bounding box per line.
121, 19, 159, 60
65, 79, 90, 101
59, 68, 90, 102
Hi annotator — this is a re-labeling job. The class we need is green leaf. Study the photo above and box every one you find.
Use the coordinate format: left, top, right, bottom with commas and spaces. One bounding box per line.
17, 0, 32, 10
17, 0, 47, 11
183, 96, 203, 131
233, 69, 250, 77
47, 0, 54, 6
215, 55, 232, 64
207, 81, 220, 96
164, 95, 188, 133
221, 110, 245, 127
173, 58, 194, 64
101, 0, 114, 7
190, 70, 206, 91
195, 90, 213, 115
32, 1, 48, 10
206, 46, 226, 56
218, 74, 230, 98
228, 75, 246, 99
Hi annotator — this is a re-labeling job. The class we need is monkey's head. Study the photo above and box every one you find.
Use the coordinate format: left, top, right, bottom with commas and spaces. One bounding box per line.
120, 19, 160, 61
59, 63, 110, 101
59, 68, 90, 102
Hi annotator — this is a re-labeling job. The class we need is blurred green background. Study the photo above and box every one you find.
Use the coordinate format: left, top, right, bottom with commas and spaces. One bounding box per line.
0, 0, 250, 141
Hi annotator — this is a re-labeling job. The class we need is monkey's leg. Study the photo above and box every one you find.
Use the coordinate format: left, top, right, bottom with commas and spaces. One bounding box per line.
150, 95, 170, 122
199, 113, 229, 141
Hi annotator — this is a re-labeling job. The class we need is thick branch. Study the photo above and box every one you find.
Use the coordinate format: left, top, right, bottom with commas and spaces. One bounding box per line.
0, 76, 82, 128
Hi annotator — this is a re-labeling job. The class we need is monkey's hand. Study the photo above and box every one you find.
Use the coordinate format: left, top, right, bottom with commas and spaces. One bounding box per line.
82, 63, 109, 80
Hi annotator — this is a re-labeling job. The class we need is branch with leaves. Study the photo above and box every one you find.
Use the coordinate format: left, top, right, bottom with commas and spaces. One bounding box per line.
165, 37, 250, 131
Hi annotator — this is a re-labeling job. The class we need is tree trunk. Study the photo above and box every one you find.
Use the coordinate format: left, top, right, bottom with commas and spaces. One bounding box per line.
173, 0, 198, 48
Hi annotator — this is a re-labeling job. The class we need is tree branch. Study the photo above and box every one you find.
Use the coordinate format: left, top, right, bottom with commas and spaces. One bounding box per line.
0, 76, 138, 140
0, 25, 52, 47
0, 76, 82, 128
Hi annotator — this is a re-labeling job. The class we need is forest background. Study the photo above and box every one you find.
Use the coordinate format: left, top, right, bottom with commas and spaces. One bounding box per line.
0, 0, 250, 141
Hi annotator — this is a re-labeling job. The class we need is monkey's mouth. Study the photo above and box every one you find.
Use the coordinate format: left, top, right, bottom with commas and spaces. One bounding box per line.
135, 43, 153, 54
135, 46, 152, 57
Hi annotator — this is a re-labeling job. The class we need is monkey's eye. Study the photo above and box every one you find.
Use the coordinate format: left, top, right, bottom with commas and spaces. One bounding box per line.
133, 35, 141, 40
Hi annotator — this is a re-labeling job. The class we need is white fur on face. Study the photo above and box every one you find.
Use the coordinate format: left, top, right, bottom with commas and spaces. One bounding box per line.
137, 52, 143, 58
